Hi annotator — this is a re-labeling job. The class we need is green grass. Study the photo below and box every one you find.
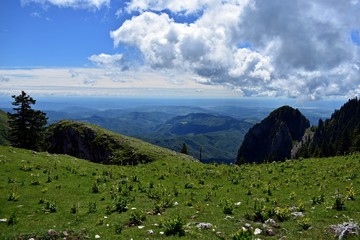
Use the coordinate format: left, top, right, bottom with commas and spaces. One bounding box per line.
0, 146, 360, 239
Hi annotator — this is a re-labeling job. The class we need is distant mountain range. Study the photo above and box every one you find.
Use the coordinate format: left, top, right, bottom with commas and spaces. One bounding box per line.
1, 98, 349, 164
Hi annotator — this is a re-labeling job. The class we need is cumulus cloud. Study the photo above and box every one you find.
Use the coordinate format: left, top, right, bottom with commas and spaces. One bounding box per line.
21, 0, 110, 9
89, 53, 124, 68
110, 0, 360, 100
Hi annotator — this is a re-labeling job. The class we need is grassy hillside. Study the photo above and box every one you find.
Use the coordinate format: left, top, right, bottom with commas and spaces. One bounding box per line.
0, 110, 9, 145
47, 120, 196, 165
0, 146, 359, 239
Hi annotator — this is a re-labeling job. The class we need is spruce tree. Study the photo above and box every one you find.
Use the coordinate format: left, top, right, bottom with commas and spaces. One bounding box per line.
180, 143, 188, 155
8, 91, 47, 150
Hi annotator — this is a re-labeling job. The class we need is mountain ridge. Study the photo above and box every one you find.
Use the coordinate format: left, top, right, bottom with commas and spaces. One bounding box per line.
237, 106, 310, 164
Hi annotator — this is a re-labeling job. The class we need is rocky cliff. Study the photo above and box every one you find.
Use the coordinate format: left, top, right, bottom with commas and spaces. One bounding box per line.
236, 106, 310, 164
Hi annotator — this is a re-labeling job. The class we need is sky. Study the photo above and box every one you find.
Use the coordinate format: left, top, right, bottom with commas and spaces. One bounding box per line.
0, 0, 359, 100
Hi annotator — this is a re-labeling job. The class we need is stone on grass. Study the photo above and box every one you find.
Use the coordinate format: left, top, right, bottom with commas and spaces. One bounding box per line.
254, 228, 262, 235
48, 229, 57, 236
264, 218, 280, 228
224, 215, 234, 220
329, 222, 359, 240
196, 222, 213, 229
291, 212, 304, 219
147, 229, 154, 235
95, 234, 100, 239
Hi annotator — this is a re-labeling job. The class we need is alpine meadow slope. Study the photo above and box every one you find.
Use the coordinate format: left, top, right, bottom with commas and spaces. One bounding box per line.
0, 146, 359, 239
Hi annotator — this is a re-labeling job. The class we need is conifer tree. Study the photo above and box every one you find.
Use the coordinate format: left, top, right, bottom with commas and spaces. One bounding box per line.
180, 143, 188, 155
8, 91, 47, 150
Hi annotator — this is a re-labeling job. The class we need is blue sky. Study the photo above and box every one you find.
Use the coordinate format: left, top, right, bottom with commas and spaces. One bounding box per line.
0, 0, 359, 100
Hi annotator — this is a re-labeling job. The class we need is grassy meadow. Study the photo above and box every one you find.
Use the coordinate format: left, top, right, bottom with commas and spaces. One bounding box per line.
0, 145, 359, 239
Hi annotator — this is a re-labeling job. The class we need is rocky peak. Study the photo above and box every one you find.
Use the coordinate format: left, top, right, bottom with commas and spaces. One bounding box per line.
237, 106, 309, 164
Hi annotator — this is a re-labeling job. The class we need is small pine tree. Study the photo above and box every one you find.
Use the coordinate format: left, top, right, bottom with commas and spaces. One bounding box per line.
180, 143, 188, 155
8, 91, 47, 151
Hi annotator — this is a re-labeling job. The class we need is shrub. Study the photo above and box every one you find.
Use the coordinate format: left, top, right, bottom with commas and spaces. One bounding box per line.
164, 215, 185, 236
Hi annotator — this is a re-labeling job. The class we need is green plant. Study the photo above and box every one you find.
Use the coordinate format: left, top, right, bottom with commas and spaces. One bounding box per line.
70, 203, 79, 214
275, 206, 291, 222
128, 211, 146, 226
346, 183, 355, 200
332, 194, 345, 210
311, 194, 324, 205
31, 175, 40, 185
164, 215, 185, 236
88, 202, 97, 213
231, 228, 253, 240
289, 191, 296, 200
8, 189, 20, 201
298, 217, 311, 230
114, 197, 128, 213
45, 200, 57, 213
92, 182, 100, 193
253, 198, 266, 222
8, 211, 18, 225
114, 223, 123, 234
222, 198, 234, 215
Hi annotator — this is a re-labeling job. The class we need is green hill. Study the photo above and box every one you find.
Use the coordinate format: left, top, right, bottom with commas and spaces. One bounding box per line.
0, 110, 10, 146
0, 146, 359, 239
46, 120, 196, 165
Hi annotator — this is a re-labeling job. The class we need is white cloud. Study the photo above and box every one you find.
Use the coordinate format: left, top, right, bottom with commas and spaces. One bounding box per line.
0, 67, 235, 97
89, 53, 124, 68
21, 0, 110, 9
110, 0, 360, 100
